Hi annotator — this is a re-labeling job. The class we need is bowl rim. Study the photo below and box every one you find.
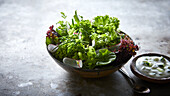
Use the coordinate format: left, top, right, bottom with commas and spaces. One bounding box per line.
130, 53, 170, 83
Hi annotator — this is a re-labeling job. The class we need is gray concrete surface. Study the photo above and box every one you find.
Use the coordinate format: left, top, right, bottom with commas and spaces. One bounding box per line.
0, 0, 170, 96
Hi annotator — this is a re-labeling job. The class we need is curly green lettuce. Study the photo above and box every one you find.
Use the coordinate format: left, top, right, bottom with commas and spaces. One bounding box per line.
95, 49, 116, 66
46, 10, 121, 69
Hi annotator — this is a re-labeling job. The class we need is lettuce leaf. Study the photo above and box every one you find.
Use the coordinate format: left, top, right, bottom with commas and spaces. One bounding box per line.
95, 49, 116, 66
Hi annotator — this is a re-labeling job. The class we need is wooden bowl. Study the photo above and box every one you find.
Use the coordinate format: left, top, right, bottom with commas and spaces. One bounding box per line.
130, 53, 170, 83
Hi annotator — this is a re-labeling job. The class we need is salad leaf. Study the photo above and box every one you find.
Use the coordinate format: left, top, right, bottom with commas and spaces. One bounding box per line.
92, 15, 120, 32
83, 46, 97, 69
95, 49, 116, 66
56, 20, 68, 36
61, 12, 67, 19
73, 10, 80, 24
79, 20, 94, 42
46, 37, 52, 45
54, 39, 86, 61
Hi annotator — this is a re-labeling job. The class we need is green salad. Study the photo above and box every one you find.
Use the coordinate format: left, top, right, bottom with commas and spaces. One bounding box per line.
46, 11, 139, 69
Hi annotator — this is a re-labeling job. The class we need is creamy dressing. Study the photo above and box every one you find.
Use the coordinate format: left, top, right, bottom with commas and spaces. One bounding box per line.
136, 56, 170, 78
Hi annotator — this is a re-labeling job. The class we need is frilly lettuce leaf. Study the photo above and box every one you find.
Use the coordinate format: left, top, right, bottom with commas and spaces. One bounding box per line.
95, 49, 116, 66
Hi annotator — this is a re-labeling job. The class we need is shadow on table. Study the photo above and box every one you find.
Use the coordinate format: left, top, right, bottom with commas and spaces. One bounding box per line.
62, 70, 170, 96
63, 71, 133, 96
138, 79, 170, 96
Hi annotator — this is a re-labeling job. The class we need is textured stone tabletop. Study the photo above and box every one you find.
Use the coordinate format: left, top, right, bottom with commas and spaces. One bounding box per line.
0, 0, 170, 96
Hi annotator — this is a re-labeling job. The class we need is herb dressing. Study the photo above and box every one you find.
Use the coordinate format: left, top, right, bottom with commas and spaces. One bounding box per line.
136, 56, 170, 78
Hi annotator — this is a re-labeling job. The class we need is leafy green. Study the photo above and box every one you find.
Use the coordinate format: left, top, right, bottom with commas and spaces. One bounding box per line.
73, 10, 80, 24
95, 49, 116, 66
56, 20, 68, 36
79, 20, 94, 42
46, 10, 122, 69
93, 15, 120, 32
54, 39, 86, 61
46, 37, 52, 45
61, 12, 67, 19
83, 46, 97, 69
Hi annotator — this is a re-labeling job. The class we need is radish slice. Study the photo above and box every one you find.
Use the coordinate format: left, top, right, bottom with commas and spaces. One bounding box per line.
48, 44, 58, 53
63, 57, 83, 68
